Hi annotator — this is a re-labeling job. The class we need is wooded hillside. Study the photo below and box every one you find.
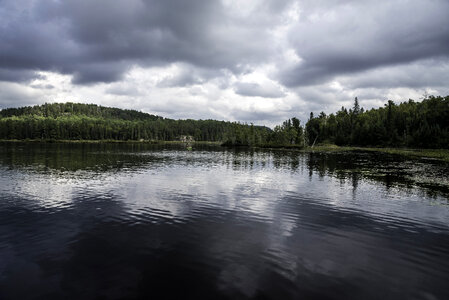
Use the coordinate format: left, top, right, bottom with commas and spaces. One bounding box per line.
0, 102, 270, 142
305, 95, 449, 148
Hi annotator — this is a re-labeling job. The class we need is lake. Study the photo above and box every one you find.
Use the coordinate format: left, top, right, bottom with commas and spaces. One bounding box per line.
0, 142, 448, 299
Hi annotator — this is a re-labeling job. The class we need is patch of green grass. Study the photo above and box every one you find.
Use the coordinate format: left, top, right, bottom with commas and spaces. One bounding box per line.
361, 147, 449, 162
255, 144, 305, 150
304, 144, 351, 152
302, 144, 449, 162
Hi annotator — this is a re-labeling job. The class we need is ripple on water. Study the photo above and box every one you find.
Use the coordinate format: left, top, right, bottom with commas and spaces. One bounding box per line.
0, 143, 449, 299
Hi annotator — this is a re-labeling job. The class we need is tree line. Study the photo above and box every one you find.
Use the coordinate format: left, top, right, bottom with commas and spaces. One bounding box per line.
0, 102, 270, 142
305, 95, 449, 148
1, 96, 448, 149
221, 117, 304, 148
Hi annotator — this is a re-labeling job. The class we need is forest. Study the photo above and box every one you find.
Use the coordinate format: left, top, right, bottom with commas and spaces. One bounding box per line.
0, 96, 448, 149
0, 102, 271, 143
305, 95, 449, 149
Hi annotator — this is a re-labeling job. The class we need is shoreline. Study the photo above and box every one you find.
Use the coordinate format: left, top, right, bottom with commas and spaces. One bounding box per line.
0, 139, 221, 145
301, 145, 449, 162
1, 139, 448, 162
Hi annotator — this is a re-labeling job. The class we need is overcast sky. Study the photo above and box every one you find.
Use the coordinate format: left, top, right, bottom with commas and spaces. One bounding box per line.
1, 0, 448, 126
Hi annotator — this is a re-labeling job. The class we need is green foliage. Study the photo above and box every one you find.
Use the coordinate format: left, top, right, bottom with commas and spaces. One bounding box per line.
222, 117, 304, 148
221, 122, 271, 147
0, 102, 160, 121
305, 95, 449, 149
3, 96, 447, 150
0, 103, 269, 142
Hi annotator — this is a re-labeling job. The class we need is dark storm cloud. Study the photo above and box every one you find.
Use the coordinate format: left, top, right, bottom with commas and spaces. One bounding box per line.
1, 0, 448, 124
280, 0, 449, 87
71, 62, 129, 85
0, 0, 283, 84
2, 0, 446, 90
0, 69, 42, 82
339, 59, 449, 90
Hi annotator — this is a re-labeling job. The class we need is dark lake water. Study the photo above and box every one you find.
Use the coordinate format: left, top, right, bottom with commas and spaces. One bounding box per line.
1, 142, 449, 299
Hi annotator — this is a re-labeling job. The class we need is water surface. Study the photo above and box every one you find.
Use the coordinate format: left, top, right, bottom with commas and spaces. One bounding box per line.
0, 142, 448, 299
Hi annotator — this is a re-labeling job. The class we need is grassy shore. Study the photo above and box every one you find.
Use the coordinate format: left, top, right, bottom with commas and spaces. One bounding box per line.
303, 144, 449, 162
227, 143, 449, 162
